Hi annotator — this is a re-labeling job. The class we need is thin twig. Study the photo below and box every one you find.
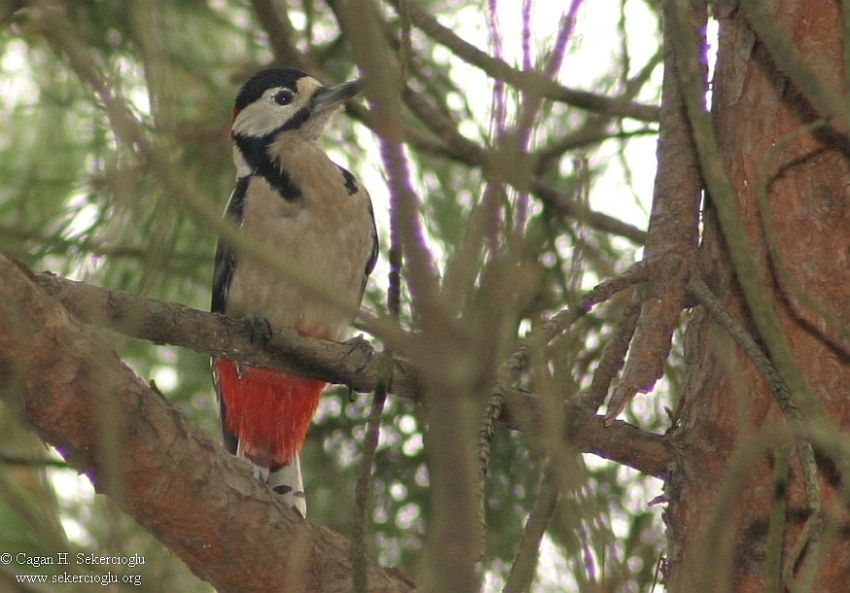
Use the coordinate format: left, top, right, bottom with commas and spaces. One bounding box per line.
336, 0, 442, 320
516, 0, 583, 230
0, 454, 71, 469
764, 446, 789, 593
687, 275, 794, 412
352, 142, 403, 592
578, 297, 641, 412
530, 181, 647, 244
345, 95, 648, 245
474, 392, 503, 560
386, 0, 659, 122
397, 0, 411, 79
606, 0, 703, 422
249, 0, 312, 71
351, 383, 388, 593
534, 48, 662, 170
502, 464, 560, 593
782, 508, 823, 593
540, 259, 658, 344
461, 5, 584, 449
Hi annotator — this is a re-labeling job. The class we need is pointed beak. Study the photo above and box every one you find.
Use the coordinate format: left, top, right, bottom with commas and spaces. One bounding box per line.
311, 79, 361, 114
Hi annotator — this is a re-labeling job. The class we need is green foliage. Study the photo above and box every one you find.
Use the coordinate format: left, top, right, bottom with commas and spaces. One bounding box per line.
0, 1, 666, 591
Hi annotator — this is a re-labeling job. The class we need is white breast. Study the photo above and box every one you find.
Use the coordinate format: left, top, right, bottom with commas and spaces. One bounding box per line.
225, 145, 373, 341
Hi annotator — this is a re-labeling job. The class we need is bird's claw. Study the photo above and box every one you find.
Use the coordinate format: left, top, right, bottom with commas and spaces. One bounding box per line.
342, 335, 374, 401
243, 313, 273, 345
342, 334, 374, 373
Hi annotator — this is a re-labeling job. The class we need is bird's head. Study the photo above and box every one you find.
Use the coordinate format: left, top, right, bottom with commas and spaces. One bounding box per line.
230, 68, 360, 145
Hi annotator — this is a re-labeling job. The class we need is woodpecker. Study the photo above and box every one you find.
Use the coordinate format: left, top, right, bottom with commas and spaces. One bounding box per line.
211, 68, 378, 517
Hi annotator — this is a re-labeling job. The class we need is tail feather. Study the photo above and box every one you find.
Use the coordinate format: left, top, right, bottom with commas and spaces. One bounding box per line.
214, 357, 321, 517
237, 440, 307, 517
268, 455, 306, 517
214, 358, 323, 464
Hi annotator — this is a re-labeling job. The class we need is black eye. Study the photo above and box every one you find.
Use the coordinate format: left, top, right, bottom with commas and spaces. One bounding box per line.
272, 90, 294, 106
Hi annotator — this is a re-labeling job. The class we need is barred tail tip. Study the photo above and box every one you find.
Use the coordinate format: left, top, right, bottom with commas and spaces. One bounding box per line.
267, 456, 306, 517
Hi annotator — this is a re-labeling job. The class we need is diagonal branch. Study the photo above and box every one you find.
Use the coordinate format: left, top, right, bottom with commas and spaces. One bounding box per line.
249, 0, 313, 71
603, 0, 704, 420
0, 256, 414, 593
26, 258, 670, 478
33, 269, 414, 397
385, 0, 659, 122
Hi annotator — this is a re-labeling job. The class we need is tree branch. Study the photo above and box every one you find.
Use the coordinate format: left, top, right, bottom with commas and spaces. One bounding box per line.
0, 256, 414, 593
33, 268, 412, 397
249, 0, 313, 72
386, 0, 659, 122
25, 259, 670, 478
604, 0, 704, 420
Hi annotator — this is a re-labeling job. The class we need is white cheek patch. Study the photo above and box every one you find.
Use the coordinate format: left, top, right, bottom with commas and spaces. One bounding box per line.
231, 78, 328, 141
232, 83, 317, 138
232, 101, 292, 137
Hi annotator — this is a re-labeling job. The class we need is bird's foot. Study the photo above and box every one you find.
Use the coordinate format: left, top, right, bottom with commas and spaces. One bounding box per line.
243, 313, 273, 345
342, 334, 374, 373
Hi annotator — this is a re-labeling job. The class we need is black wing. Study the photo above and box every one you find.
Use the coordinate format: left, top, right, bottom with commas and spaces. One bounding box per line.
212, 175, 250, 455
211, 175, 249, 314
364, 192, 378, 278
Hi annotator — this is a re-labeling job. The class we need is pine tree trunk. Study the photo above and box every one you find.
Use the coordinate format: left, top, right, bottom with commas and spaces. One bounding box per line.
665, 1, 850, 591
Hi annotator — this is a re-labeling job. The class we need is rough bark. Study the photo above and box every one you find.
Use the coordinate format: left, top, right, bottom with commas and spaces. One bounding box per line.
0, 258, 414, 593
666, 1, 850, 591
0, 254, 673, 591
607, 0, 702, 419
30, 263, 672, 479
